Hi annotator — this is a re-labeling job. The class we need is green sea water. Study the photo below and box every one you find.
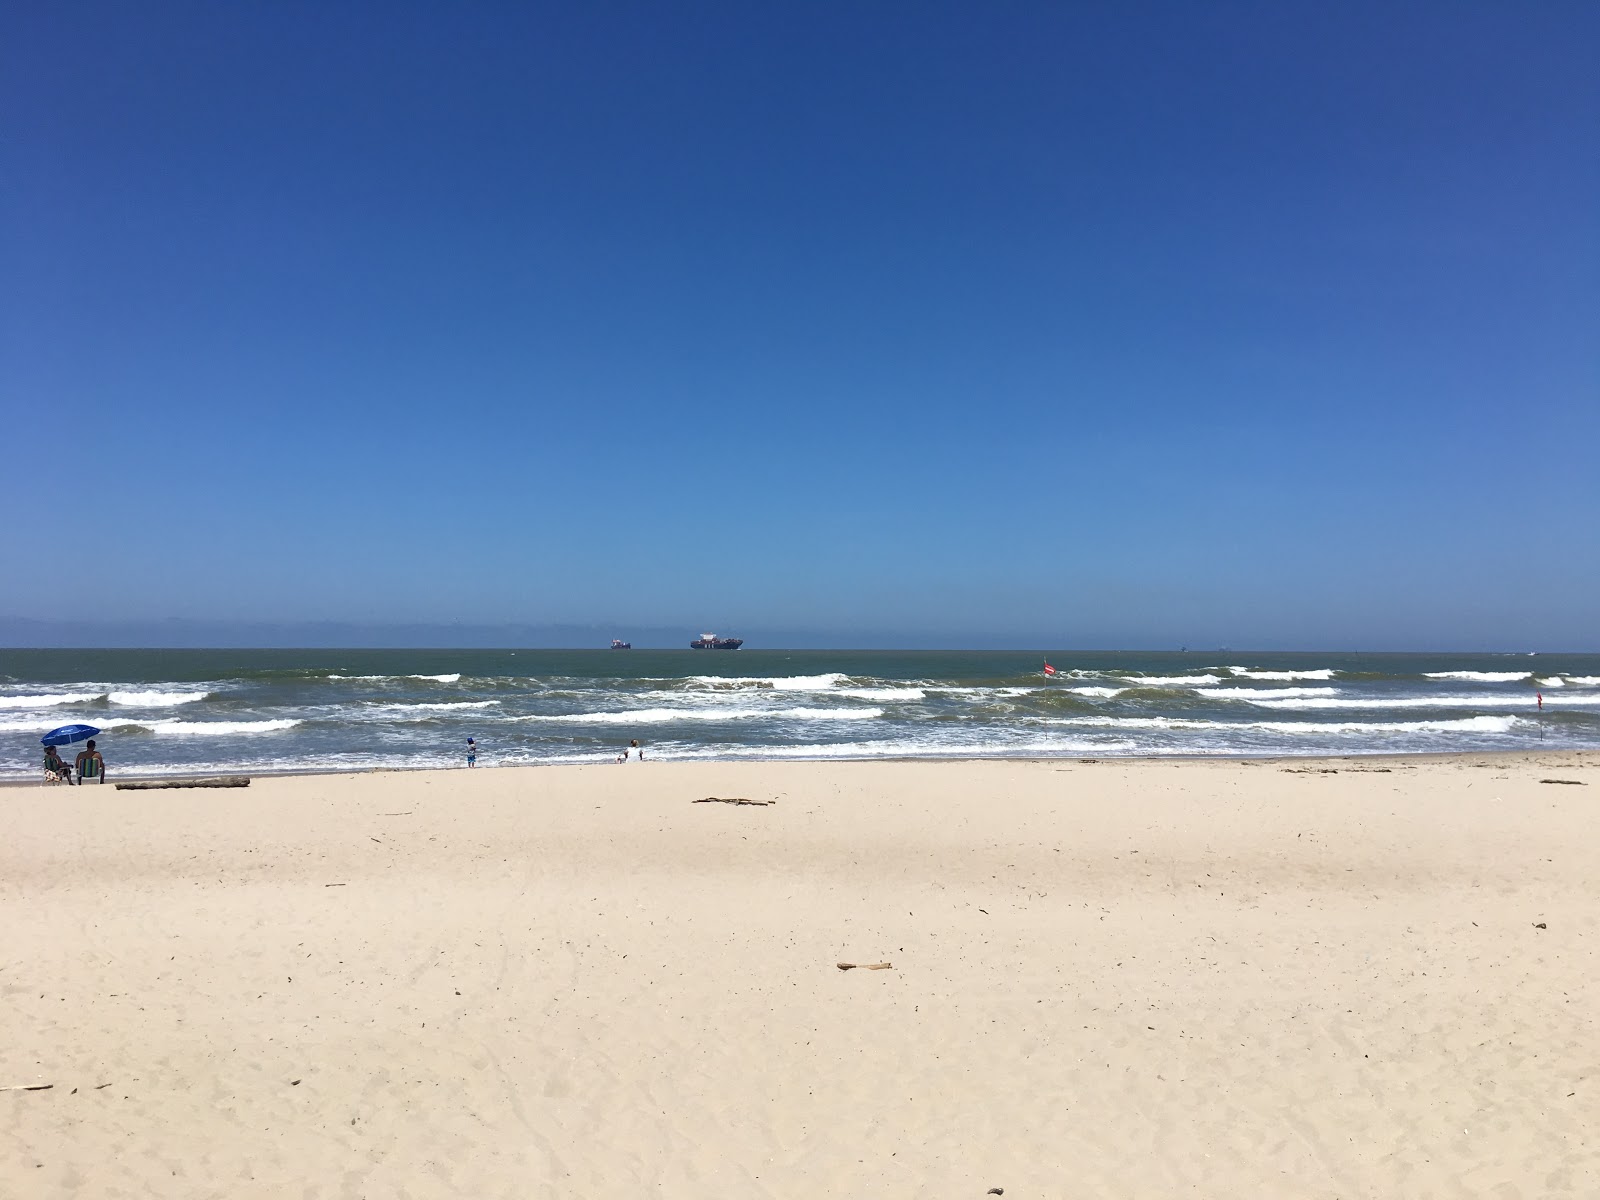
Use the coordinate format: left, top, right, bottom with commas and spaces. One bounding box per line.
4, 648, 1597, 778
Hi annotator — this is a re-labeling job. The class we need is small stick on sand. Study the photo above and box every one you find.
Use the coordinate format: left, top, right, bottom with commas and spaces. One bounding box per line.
836, 962, 893, 971
694, 797, 776, 806
0, 1083, 53, 1092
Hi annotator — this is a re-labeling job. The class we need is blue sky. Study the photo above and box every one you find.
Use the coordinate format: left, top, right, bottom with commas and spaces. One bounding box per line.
4, 2, 1597, 649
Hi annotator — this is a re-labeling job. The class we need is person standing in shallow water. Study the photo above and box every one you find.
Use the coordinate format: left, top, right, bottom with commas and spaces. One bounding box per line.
465, 738, 477, 768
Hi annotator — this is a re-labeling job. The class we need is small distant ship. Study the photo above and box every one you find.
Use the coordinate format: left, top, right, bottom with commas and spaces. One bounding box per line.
610, 639, 631, 650
690, 632, 743, 650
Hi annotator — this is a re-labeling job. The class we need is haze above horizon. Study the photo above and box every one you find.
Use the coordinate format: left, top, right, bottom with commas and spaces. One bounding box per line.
4, 2, 1596, 650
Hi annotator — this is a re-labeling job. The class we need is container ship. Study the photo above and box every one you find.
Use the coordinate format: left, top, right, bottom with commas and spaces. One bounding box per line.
610, 639, 631, 649
690, 632, 743, 649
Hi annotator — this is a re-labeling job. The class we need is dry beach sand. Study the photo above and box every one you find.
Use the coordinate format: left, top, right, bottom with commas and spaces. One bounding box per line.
4, 754, 1597, 1198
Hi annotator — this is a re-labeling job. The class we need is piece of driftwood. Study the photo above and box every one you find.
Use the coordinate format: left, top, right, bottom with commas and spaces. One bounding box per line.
836, 962, 893, 971
0, 1083, 53, 1092
694, 796, 776, 806
115, 776, 250, 791
1540, 778, 1586, 785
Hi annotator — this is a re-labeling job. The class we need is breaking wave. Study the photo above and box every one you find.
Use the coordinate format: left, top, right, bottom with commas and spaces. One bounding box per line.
108, 690, 209, 706
520, 705, 884, 725
0, 691, 101, 709
149, 719, 302, 736
1050, 714, 1519, 735
1221, 668, 1337, 681
1244, 693, 1600, 710
1203, 686, 1340, 700
374, 700, 499, 712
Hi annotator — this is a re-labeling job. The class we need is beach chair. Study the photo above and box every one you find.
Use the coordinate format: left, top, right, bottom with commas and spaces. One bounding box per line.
77, 755, 105, 785
43, 756, 69, 784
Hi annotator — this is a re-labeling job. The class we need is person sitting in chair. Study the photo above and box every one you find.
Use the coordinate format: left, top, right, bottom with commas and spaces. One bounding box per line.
75, 739, 106, 785
44, 745, 70, 784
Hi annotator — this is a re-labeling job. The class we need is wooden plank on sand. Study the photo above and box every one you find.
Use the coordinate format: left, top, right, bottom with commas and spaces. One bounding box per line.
115, 777, 252, 791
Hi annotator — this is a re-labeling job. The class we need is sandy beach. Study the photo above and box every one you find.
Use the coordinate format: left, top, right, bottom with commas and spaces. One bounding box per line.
4, 753, 1596, 1198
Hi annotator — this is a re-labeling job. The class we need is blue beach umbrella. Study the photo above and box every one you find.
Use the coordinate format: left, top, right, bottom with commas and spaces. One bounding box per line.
41, 724, 100, 747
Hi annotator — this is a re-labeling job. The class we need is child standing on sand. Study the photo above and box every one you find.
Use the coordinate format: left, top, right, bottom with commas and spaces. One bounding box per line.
466, 737, 477, 768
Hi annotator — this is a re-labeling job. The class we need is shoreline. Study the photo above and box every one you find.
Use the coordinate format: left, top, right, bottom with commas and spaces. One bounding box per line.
3, 744, 1590, 788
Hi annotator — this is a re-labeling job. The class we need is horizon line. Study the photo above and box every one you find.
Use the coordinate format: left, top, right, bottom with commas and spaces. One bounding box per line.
0, 645, 1590, 656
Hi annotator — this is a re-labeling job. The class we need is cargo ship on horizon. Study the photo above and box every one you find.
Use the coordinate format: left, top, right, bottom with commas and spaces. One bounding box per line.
690, 632, 743, 650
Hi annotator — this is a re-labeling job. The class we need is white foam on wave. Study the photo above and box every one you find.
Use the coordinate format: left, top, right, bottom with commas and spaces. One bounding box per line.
149, 719, 302, 736
519, 705, 884, 725
1537, 677, 1566, 687
0, 716, 160, 741
762, 673, 854, 692
1423, 671, 1530, 683
834, 687, 925, 701
1118, 674, 1223, 687
646, 734, 1140, 761
1567, 676, 1600, 687
375, 700, 499, 712
630, 685, 921, 706
0, 714, 91, 732
1068, 686, 1125, 698
1050, 714, 1518, 735
1205, 686, 1341, 700
676, 672, 859, 693
108, 689, 208, 706
678, 673, 918, 699
333, 673, 463, 683
1223, 668, 1337, 681
0, 691, 101, 709
1245, 693, 1600, 710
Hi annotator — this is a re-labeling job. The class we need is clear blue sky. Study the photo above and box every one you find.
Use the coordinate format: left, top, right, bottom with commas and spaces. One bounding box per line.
4, 2, 1596, 649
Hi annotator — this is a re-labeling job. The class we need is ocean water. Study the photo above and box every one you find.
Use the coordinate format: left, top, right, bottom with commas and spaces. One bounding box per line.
2, 648, 1597, 779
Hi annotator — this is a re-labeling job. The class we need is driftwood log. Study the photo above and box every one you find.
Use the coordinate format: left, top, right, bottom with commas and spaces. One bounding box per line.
694, 796, 776, 806
836, 962, 893, 971
115, 776, 251, 791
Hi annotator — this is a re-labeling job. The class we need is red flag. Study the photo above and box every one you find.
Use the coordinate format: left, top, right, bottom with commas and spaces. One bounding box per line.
1043, 661, 1057, 676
